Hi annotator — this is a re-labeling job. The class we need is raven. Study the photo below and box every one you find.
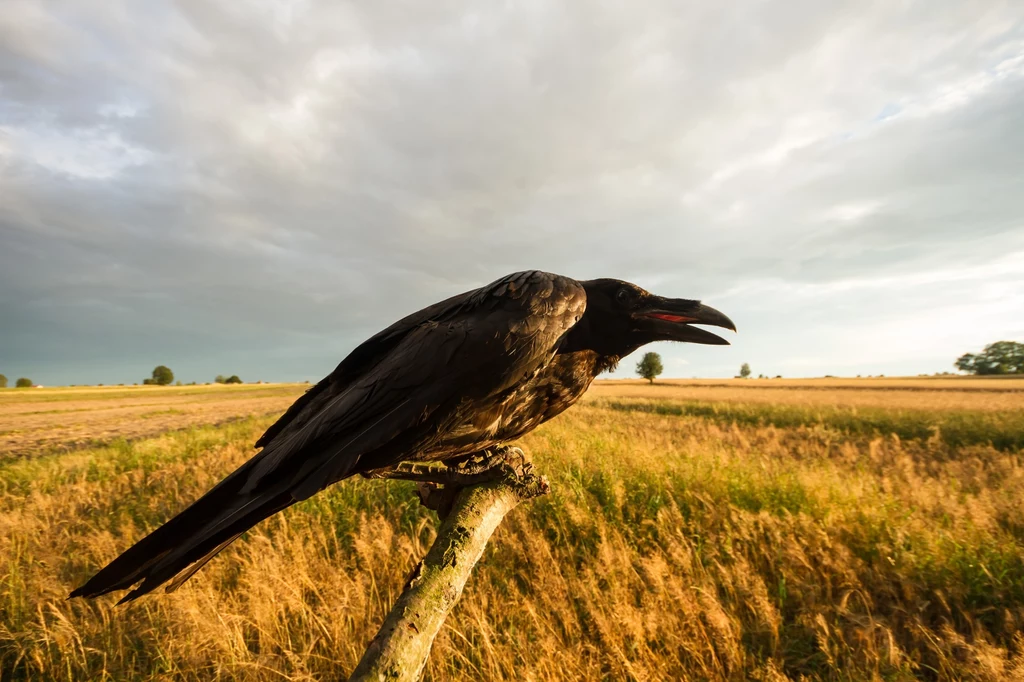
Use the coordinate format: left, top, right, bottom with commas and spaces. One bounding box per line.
70, 271, 734, 602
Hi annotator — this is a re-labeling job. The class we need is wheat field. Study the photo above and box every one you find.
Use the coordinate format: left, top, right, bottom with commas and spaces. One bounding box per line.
2, 379, 1023, 681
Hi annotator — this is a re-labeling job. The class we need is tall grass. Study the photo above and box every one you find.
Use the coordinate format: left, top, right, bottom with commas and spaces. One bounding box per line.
2, 401, 1024, 680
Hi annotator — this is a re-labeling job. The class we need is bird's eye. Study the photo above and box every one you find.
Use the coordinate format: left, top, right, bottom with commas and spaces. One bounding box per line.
615, 288, 631, 305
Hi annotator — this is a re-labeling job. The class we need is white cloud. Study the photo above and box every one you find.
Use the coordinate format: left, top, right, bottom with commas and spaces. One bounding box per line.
4, 125, 154, 179
819, 201, 883, 224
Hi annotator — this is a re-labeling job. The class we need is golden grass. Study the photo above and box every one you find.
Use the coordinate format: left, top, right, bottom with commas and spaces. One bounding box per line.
1, 381, 1023, 680
616, 376, 1024, 389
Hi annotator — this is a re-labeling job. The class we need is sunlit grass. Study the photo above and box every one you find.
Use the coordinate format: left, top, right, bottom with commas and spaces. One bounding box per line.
596, 397, 1024, 451
1, 384, 1023, 680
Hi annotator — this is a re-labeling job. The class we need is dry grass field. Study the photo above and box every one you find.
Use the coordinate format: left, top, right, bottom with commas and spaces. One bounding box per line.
587, 378, 1024, 411
2, 378, 1023, 681
0, 384, 309, 460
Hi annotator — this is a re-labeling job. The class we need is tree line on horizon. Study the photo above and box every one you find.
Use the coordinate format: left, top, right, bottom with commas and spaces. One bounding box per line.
635, 356, 779, 383
4, 342, 1020, 390
630, 340, 1023, 384
141, 367, 244, 385
0, 366, 247, 388
0, 376, 36, 388
955, 341, 1024, 375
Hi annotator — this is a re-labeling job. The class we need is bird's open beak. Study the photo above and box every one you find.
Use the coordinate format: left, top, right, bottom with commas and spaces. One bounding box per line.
634, 298, 737, 345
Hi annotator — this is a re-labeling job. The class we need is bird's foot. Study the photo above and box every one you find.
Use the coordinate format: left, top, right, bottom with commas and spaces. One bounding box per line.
372, 446, 529, 485
423, 446, 532, 518
447, 445, 530, 477
372, 447, 532, 519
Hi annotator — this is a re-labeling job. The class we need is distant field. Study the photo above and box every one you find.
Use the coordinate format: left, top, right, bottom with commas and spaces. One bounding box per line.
588, 378, 1024, 452
606, 376, 1024, 390
0, 384, 308, 459
590, 377, 1024, 410
1, 378, 1022, 680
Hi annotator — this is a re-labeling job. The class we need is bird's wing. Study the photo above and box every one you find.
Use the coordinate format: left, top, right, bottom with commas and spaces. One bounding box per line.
254, 287, 482, 449
248, 270, 586, 499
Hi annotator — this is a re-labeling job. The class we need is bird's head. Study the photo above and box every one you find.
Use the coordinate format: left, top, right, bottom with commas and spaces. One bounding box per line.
570, 278, 736, 358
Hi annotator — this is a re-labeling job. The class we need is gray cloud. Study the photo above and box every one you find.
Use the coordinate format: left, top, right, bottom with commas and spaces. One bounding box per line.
1, 0, 1023, 385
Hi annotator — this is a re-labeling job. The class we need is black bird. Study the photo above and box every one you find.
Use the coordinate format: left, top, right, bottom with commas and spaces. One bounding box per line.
70, 271, 735, 603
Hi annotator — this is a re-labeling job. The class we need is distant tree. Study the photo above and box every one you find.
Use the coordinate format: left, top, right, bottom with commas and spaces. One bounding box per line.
739, 363, 751, 379
635, 352, 663, 384
955, 354, 976, 373
215, 375, 227, 384
16, 377, 33, 388
0, 374, 7, 388
149, 365, 174, 386
224, 375, 243, 384
956, 341, 1024, 375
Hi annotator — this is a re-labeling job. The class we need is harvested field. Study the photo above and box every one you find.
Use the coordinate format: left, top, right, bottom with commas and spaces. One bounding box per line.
588, 378, 1024, 411
0, 384, 308, 459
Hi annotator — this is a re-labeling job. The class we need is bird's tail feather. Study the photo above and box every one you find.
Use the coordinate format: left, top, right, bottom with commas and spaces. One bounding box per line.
69, 454, 297, 603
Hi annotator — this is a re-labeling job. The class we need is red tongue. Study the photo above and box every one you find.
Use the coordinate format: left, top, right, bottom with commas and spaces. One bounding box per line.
650, 313, 696, 323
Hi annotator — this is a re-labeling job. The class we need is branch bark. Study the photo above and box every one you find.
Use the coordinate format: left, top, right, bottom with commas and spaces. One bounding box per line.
347, 465, 549, 682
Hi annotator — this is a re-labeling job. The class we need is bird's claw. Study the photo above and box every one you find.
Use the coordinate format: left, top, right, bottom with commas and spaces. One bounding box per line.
448, 445, 530, 477
406, 446, 532, 519
368, 446, 532, 518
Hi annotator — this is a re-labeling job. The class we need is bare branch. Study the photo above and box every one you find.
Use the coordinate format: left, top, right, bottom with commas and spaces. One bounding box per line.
346, 466, 549, 682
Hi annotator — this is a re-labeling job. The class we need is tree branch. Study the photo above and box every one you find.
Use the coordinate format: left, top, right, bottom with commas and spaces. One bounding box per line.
346, 464, 549, 682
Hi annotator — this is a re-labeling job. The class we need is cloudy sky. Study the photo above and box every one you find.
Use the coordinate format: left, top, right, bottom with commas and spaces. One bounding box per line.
2, 1, 1023, 386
